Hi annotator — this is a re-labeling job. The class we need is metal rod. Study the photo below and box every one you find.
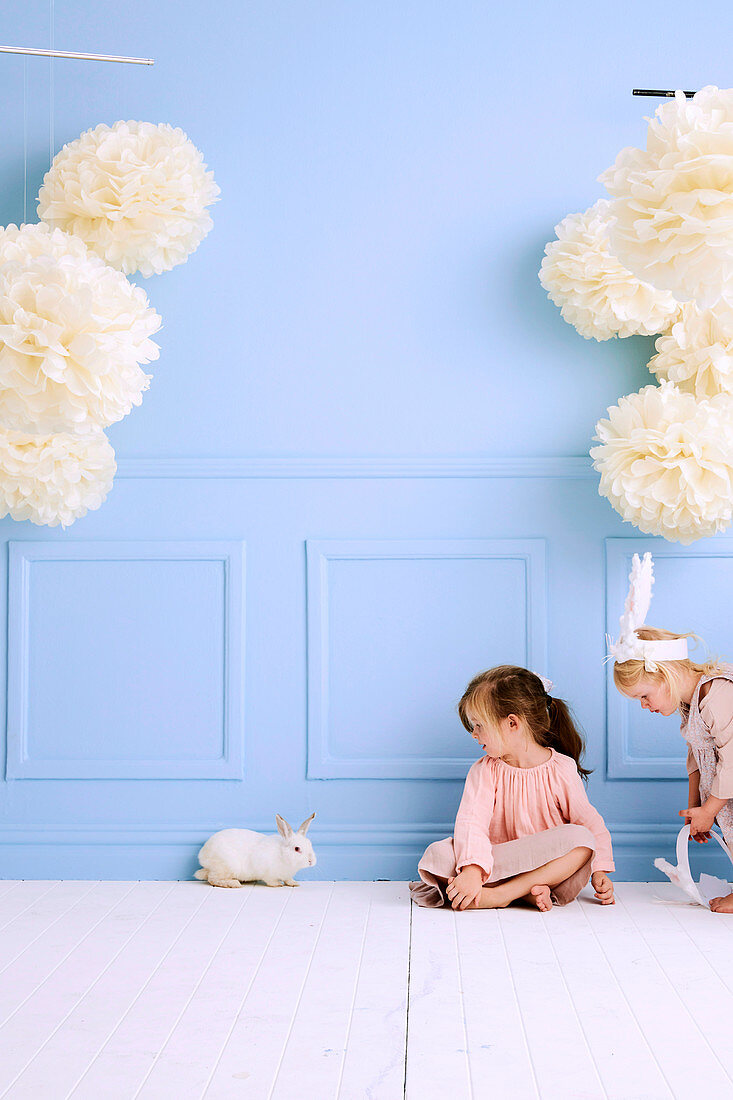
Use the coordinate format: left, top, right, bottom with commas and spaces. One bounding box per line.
633, 88, 696, 98
0, 45, 153, 65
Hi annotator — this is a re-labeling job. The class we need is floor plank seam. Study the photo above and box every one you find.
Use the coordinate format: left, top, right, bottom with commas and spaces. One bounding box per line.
334, 895, 372, 1100
0, 883, 179, 1100
496, 911, 541, 1100
576, 897, 677, 1097
451, 909, 474, 1100
615, 890, 733, 1089
541, 908, 609, 1099
265, 883, 336, 1100
403, 899, 413, 1100
66, 885, 213, 1099
130, 887, 253, 1099
0, 881, 138, 1038
199, 887, 295, 1097
0, 882, 98, 980
0, 881, 61, 938
667, 898, 733, 999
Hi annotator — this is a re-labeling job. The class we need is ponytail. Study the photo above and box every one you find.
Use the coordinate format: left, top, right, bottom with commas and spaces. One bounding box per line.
546, 696, 591, 782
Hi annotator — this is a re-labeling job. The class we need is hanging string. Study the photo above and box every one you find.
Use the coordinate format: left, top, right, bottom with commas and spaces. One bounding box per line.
49, 0, 54, 173
23, 57, 28, 224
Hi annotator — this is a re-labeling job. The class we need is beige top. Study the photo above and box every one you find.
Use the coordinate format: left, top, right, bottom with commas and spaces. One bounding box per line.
684, 679, 733, 799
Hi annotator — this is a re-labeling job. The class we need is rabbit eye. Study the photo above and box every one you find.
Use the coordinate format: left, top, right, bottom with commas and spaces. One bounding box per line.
295, 846, 301, 852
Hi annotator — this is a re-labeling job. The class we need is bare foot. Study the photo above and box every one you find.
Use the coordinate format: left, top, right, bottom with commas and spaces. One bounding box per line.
710, 891, 733, 913
527, 885, 553, 912
465, 883, 511, 909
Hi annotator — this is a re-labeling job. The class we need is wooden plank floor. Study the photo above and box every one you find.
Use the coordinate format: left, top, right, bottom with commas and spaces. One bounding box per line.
0, 880, 730, 1098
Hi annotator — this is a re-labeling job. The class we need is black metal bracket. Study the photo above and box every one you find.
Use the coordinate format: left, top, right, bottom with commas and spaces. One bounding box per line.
632, 89, 696, 98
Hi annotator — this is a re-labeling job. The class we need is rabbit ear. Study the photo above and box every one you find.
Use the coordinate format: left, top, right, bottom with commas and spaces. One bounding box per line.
275, 814, 293, 838
298, 811, 316, 835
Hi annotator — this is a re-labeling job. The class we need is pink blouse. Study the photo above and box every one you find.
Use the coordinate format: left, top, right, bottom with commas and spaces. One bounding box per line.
453, 748, 615, 881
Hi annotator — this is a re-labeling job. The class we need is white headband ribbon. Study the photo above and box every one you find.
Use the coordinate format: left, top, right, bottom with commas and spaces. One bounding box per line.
606, 552, 688, 671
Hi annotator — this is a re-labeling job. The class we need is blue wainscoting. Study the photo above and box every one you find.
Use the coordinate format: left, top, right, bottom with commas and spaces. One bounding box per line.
2, 1, 733, 882
0, 460, 732, 882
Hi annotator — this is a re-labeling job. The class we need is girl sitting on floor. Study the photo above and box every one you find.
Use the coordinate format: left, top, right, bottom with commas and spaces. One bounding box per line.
410, 665, 615, 911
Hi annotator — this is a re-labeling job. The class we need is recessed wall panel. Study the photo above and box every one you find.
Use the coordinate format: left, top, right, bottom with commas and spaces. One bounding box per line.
307, 539, 547, 778
7, 541, 245, 779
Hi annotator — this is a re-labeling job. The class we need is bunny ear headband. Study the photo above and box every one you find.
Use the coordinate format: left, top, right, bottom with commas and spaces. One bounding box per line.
606, 552, 688, 671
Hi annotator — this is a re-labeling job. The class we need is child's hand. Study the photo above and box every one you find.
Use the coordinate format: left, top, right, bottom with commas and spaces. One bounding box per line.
680, 805, 716, 839
591, 871, 614, 905
446, 865, 484, 911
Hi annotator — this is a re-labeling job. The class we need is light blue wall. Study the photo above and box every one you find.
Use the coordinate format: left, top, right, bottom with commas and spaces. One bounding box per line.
2, 0, 733, 880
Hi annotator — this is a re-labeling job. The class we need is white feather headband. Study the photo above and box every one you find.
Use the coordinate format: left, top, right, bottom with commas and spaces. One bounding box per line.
607, 552, 688, 671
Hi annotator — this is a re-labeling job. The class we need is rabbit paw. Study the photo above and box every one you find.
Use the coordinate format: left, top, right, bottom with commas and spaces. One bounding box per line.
207, 877, 243, 888
283, 879, 299, 887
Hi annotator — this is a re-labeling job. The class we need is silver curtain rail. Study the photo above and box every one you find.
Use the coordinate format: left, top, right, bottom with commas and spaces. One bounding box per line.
0, 45, 154, 65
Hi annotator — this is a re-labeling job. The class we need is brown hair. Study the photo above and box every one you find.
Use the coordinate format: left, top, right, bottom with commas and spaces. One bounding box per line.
458, 664, 591, 781
612, 626, 722, 706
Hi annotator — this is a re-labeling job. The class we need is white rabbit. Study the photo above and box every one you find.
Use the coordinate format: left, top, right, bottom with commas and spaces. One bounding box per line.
195, 812, 317, 888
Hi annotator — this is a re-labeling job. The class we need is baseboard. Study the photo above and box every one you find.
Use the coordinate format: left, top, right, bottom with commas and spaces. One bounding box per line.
0, 822, 729, 882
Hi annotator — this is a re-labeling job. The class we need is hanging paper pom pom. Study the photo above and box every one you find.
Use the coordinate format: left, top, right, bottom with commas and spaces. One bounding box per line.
0, 223, 160, 434
37, 121, 221, 277
539, 200, 680, 340
590, 382, 733, 544
0, 427, 116, 527
648, 302, 733, 398
600, 86, 733, 306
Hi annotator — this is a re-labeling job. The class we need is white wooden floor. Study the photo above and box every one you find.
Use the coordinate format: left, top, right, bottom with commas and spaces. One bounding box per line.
0, 881, 730, 1099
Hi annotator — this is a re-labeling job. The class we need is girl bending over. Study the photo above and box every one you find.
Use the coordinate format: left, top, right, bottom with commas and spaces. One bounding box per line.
614, 625, 733, 914
410, 666, 615, 911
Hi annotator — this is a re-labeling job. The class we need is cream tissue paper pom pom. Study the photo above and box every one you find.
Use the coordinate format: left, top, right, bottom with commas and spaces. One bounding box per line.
539, 199, 680, 340
0, 427, 116, 527
0, 223, 160, 434
648, 302, 733, 397
600, 86, 733, 306
37, 121, 221, 277
590, 382, 733, 544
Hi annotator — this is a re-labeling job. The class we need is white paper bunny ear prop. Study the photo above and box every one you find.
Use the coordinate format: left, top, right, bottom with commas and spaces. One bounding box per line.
623, 551, 654, 639
606, 552, 688, 669
654, 825, 732, 907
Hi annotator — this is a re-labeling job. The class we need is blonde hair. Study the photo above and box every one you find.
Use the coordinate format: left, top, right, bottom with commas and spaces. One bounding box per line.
612, 626, 722, 705
458, 665, 591, 781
